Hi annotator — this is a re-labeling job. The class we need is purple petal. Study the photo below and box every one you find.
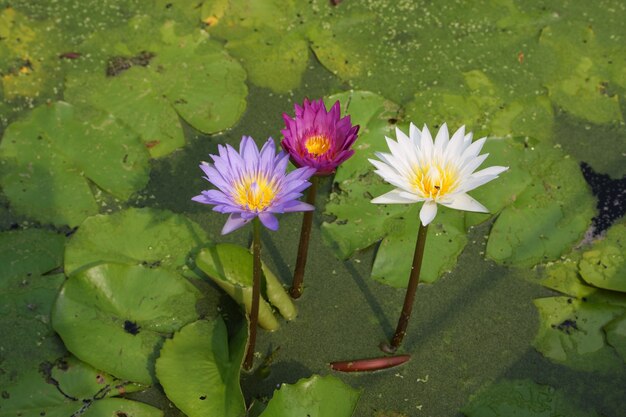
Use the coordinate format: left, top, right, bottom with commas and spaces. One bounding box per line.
221, 213, 250, 235
282, 201, 315, 212
258, 212, 279, 231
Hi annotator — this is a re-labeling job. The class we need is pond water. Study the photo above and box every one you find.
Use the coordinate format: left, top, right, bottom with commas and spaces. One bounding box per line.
1, 1, 625, 417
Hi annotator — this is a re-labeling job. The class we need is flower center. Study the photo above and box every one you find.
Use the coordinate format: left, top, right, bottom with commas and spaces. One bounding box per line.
304, 134, 331, 157
233, 173, 277, 211
411, 163, 458, 199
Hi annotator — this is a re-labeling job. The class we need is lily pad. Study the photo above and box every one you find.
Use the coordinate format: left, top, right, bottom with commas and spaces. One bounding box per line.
533, 296, 623, 372
65, 23, 248, 157
64, 207, 208, 276
0, 102, 150, 227
605, 313, 626, 362
52, 263, 201, 384
372, 205, 468, 287
0, 229, 64, 279
195, 244, 296, 331
462, 379, 601, 417
259, 374, 361, 417
0, 229, 66, 387
485, 139, 596, 267
578, 219, 626, 293
0, 356, 157, 417
206, 0, 312, 92
155, 318, 247, 417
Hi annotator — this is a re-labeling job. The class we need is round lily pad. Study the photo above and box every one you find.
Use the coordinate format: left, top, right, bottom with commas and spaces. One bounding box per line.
605, 313, 626, 363
64, 207, 208, 276
155, 318, 247, 417
259, 374, 361, 417
0, 228, 64, 279
462, 379, 601, 417
52, 263, 201, 384
65, 25, 248, 158
533, 296, 623, 372
579, 219, 626, 293
0, 356, 157, 417
0, 102, 150, 227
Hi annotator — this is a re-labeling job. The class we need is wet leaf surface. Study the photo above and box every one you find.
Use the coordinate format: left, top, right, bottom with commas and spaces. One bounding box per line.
155, 318, 247, 417
52, 263, 200, 384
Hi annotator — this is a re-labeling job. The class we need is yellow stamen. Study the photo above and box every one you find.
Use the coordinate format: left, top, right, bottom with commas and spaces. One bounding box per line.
411, 163, 458, 199
233, 173, 277, 211
305, 134, 331, 157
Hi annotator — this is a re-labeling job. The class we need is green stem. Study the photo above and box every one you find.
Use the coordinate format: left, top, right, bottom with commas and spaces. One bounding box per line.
382, 223, 429, 353
243, 218, 262, 370
289, 176, 318, 299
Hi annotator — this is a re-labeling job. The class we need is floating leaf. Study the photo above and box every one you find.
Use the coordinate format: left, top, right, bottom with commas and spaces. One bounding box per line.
533, 296, 623, 372
64, 207, 208, 276
195, 244, 296, 331
485, 140, 596, 267
462, 379, 601, 417
0, 102, 150, 227
0, 229, 66, 387
52, 263, 200, 384
0, 229, 64, 279
259, 374, 361, 417
0, 356, 157, 417
206, 0, 312, 92
65, 24, 248, 157
155, 318, 247, 417
579, 219, 626, 293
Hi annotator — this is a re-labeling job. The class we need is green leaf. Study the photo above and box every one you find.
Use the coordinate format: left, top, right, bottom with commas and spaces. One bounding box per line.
195, 244, 297, 331
206, 0, 312, 92
372, 205, 468, 287
155, 318, 247, 417
64, 207, 208, 276
0, 357, 156, 417
259, 374, 361, 417
605, 313, 626, 363
52, 263, 200, 384
0, 102, 150, 227
533, 296, 623, 372
485, 140, 596, 267
462, 379, 601, 417
65, 24, 248, 157
579, 219, 626, 293
0, 229, 64, 279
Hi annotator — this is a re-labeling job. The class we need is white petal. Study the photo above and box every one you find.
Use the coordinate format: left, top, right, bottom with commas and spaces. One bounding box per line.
395, 126, 411, 146
459, 173, 502, 193
372, 189, 421, 204
409, 122, 421, 146
459, 153, 489, 176
419, 200, 438, 225
419, 124, 434, 159
459, 137, 487, 162
472, 165, 509, 177
434, 123, 449, 156
444, 125, 467, 161
440, 193, 488, 213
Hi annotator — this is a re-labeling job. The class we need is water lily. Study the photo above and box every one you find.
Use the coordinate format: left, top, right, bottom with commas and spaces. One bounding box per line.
192, 136, 316, 235
192, 135, 315, 370
370, 123, 508, 352
281, 98, 359, 176
370, 123, 508, 225
280, 98, 359, 298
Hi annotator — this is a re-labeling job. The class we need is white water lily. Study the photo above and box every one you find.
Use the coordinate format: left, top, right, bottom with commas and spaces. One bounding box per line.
369, 123, 508, 226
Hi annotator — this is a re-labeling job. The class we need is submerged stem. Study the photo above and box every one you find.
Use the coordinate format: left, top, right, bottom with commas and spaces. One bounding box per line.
382, 223, 429, 353
290, 176, 318, 299
243, 218, 262, 370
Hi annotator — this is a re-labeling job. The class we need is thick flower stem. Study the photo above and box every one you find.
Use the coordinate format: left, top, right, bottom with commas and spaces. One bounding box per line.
243, 218, 262, 371
382, 224, 429, 353
289, 176, 318, 299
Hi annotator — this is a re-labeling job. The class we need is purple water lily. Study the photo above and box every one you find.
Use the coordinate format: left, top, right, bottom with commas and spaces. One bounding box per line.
192, 136, 316, 235
281, 98, 359, 175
